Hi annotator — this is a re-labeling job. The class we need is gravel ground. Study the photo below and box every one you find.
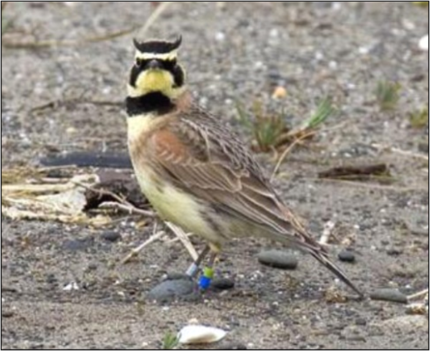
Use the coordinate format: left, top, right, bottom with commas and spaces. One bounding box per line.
1, 2, 429, 349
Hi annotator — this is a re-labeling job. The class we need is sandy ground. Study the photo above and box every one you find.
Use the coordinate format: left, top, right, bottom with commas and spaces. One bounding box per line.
1, 2, 429, 349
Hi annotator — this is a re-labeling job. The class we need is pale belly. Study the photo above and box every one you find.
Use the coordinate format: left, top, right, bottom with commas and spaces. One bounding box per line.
132, 162, 224, 246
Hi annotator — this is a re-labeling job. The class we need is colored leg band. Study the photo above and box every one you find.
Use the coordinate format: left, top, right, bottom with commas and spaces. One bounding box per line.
186, 263, 199, 277
199, 267, 214, 290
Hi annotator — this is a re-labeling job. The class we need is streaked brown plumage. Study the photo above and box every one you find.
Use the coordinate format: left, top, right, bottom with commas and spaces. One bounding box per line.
126, 36, 363, 298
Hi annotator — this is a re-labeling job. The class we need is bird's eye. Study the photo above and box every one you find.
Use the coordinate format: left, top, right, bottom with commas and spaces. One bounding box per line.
135, 59, 148, 68
163, 59, 177, 69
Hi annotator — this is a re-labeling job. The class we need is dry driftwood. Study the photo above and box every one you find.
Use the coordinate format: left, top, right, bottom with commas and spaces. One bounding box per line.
318, 163, 391, 182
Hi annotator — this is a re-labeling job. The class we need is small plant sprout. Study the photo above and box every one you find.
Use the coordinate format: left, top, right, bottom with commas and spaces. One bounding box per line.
375, 81, 401, 111
296, 97, 337, 133
162, 332, 180, 350
409, 107, 428, 129
236, 100, 287, 153
236, 97, 335, 153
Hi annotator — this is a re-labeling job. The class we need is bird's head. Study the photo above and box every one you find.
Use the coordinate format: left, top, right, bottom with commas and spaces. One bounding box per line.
128, 35, 186, 100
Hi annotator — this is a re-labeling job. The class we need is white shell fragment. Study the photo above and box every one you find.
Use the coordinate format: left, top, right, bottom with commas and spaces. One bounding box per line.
178, 325, 227, 345
63, 281, 79, 291
419, 35, 428, 51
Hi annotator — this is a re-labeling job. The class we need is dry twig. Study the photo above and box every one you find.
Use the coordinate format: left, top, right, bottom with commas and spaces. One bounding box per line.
271, 130, 316, 181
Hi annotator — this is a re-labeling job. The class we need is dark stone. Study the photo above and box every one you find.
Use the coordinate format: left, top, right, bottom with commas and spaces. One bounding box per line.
418, 142, 428, 154
258, 250, 298, 270
370, 289, 408, 304
212, 278, 235, 291
386, 247, 403, 256
101, 231, 121, 242
2, 310, 14, 318
46, 273, 57, 284
355, 318, 367, 326
87, 263, 98, 271
338, 249, 356, 263
146, 279, 200, 303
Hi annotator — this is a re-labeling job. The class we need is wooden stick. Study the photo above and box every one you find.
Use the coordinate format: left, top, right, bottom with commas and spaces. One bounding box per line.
271, 130, 316, 182
165, 221, 198, 261
121, 229, 165, 264
407, 289, 429, 301
318, 163, 389, 179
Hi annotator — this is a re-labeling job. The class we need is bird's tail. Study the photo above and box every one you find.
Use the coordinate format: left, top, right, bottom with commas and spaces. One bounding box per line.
308, 248, 364, 299
278, 205, 364, 298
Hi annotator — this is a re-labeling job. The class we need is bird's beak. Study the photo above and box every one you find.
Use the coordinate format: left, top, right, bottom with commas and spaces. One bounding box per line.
147, 59, 163, 70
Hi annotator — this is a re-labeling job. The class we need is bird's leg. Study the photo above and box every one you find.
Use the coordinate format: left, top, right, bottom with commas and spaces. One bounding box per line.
185, 245, 210, 278
199, 251, 218, 290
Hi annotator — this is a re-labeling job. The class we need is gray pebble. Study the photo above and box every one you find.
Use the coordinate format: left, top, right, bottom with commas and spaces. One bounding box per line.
386, 247, 402, 256
46, 273, 57, 284
101, 231, 121, 242
258, 250, 298, 270
355, 317, 367, 326
338, 249, 356, 263
86, 263, 98, 271
346, 335, 367, 342
2, 310, 14, 318
146, 279, 199, 303
212, 277, 235, 290
418, 142, 428, 154
370, 288, 408, 304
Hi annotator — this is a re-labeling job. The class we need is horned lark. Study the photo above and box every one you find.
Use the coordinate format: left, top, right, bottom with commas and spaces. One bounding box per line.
126, 36, 363, 298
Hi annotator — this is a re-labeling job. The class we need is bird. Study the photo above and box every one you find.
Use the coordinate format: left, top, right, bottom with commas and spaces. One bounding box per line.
125, 35, 363, 298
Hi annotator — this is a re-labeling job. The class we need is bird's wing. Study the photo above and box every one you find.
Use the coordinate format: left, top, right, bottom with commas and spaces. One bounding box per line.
150, 112, 363, 297
150, 113, 318, 250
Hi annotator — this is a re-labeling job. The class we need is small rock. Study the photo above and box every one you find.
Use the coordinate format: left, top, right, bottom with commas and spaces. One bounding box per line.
402, 19, 415, 30
46, 273, 57, 284
355, 317, 367, 326
272, 86, 287, 99
269, 28, 279, 38
386, 247, 403, 256
2, 310, 14, 318
147, 279, 199, 303
211, 278, 235, 291
370, 288, 407, 304
215, 32, 225, 41
101, 231, 121, 242
346, 335, 367, 342
86, 263, 98, 271
419, 34, 428, 51
418, 142, 428, 154
258, 250, 298, 270
338, 249, 356, 263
